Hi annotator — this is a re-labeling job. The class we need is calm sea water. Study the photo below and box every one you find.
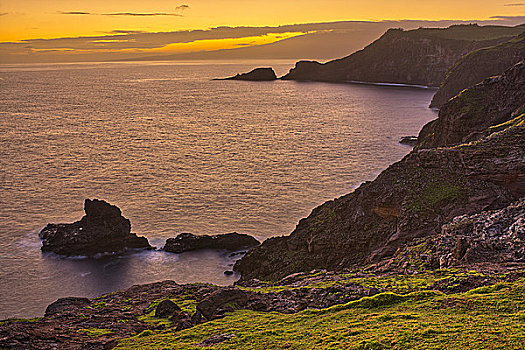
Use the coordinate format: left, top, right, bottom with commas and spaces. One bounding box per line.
0, 61, 437, 318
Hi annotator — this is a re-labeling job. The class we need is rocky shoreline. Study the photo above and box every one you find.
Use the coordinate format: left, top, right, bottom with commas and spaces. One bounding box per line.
1, 25, 525, 350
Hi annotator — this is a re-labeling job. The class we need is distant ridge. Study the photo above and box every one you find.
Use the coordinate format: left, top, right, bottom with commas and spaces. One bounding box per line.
280, 24, 525, 87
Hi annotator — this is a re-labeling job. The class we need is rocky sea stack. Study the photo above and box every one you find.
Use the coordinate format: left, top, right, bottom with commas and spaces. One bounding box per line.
39, 199, 151, 256
219, 67, 277, 81
163, 232, 259, 253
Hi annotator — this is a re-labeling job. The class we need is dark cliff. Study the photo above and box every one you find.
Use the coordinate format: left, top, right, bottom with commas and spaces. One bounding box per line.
417, 60, 525, 149
235, 61, 525, 282
430, 31, 525, 108
281, 24, 524, 87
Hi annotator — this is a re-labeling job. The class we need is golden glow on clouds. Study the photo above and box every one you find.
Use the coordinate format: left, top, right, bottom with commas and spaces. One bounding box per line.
0, 0, 522, 42
26, 32, 307, 55
143, 32, 307, 54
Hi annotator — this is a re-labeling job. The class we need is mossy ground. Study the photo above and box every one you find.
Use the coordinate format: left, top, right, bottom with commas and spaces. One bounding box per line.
116, 274, 525, 350
78, 327, 114, 338
139, 295, 198, 327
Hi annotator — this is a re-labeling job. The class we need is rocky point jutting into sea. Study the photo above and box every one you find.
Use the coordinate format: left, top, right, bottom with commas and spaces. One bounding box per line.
235, 60, 525, 281
1, 24, 525, 350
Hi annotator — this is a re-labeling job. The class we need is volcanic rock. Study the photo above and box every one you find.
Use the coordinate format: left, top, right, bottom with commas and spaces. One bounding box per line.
417, 60, 525, 149
399, 136, 418, 146
45, 297, 91, 316
163, 232, 259, 253
154, 299, 181, 318
219, 67, 277, 81
39, 199, 151, 256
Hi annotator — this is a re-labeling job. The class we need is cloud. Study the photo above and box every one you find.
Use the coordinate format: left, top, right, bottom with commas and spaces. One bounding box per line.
176, 4, 190, 11
59, 11, 182, 17
59, 11, 92, 15
0, 12, 8, 16
489, 15, 525, 19
102, 12, 182, 17
3, 17, 525, 63
504, 3, 525, 5
107, 30, 147, 35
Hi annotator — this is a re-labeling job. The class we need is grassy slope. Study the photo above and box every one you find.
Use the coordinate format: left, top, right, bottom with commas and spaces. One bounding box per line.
116, 273, 525, 350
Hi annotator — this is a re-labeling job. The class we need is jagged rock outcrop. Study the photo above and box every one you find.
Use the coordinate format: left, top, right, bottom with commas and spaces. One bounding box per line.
39, 199, 151, 256
399, 136, 418, 146
44, 297, 91, 317
430, 32, 525, 108
281, 24, 523, 86
417, 60, 525, 149
378, 197, 525, 272
154, 299, 181, 318
437, 198, 525, 267
235, 65, 525, 282
163, 232, 259, 253
219, 68, 277, 81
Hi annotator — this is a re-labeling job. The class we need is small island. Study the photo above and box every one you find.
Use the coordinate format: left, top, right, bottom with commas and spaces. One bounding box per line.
217, 67, 277, 81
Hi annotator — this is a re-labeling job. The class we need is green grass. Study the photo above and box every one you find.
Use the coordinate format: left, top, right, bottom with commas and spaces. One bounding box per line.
0, 317, 42, 326
138, 296, 198, 328
78, 328, 114, 338
240, 270, 482, 294
116, 276, 525, 350
407, 181, 464, 214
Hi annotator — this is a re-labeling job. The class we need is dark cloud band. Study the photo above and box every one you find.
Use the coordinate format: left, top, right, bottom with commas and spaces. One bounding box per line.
102, 12, 183, 17
59, 11, 183, 17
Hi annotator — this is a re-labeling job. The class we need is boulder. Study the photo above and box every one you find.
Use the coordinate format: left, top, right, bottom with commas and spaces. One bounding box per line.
219, 67, 277, 81
170, 311, 193, 331
45, 297, 91, 316
39, 199, 151, 256
163, 232, 259, 253
399, 136, 418, 146
196, 288, 249, 320
154, 299, 181, 318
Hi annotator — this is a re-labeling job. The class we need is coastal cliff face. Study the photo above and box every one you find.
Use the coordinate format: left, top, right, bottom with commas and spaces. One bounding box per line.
281, 25, 523, 86
417, 61, 525, 149
235, 62, 525, 282
430, 32, 525, 108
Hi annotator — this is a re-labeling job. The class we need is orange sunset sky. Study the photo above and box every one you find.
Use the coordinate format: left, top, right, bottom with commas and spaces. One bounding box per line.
0, 0, 523, 63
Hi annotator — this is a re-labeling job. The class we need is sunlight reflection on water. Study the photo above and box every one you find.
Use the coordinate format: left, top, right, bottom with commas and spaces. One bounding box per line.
0, 61, 437, 317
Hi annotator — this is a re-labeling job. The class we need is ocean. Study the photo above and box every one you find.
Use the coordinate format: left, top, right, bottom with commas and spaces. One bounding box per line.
0, 61, 438, 318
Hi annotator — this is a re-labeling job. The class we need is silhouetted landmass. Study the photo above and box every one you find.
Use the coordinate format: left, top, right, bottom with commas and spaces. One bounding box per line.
163, 232, 260, 253
430, 31, 525, 108
39, 199, 151, 256
217, 68, 277, 81
280, 24, 524, 87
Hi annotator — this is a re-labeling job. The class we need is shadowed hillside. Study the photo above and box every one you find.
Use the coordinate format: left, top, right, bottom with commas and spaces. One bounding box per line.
280, 24, 524, 87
